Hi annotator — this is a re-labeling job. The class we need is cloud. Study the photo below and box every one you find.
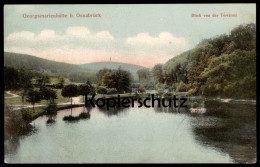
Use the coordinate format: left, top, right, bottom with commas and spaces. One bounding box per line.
125, 32, 188, 57
7, 31, 35, 41
4, 27, 188, 68
66, 26, 91, 38
126, 32, 188, 50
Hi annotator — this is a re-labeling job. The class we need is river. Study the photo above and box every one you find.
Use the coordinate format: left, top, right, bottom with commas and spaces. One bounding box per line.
4, 98, 256, 163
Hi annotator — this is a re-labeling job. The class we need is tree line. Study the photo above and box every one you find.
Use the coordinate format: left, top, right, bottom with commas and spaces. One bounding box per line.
149, 23, 256, 99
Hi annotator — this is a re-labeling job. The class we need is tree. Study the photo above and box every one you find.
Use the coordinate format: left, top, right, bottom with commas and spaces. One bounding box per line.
26, 90, 42, 113
40, 87, 57, 104
19, 68, 33, 105
97, 68, 112, 84
4, 67, 20, 90
137, 69, 150, 82
152, 64, 165, 83
36, 70, 50, 88
78, 81, 95, 101
99, 68, 132, 94
102, 72, 117, 89
61, 84, 78, 108
230, 23, 256, 51
115, 68, 131, 93
57, 76, 65, 88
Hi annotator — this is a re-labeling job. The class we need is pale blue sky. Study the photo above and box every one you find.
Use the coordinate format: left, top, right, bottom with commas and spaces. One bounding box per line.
4, 4, 256, 67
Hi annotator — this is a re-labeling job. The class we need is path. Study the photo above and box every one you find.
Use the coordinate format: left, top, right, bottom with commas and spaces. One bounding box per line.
5, 91, 20, 99
6, 93, 84, 110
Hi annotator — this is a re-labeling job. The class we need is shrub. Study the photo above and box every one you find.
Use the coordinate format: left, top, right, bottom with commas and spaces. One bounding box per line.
96, 86, 108, 94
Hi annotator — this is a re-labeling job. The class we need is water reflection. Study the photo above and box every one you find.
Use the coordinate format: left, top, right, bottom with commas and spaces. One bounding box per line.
45, 103, 58, 125
98, 104, 129, 117
63, 108, 91, 122
153, 98, 189, 113
4, 98, 256, 163
4, 125, 38, 156
190, 99, 256, 163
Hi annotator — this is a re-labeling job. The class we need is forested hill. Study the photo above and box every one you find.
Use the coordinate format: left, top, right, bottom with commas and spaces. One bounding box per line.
163, 23, 256, 99
4, 52, 84, 74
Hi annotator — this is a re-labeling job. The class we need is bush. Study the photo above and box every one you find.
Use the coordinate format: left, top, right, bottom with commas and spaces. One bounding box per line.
96, 86, 108, 94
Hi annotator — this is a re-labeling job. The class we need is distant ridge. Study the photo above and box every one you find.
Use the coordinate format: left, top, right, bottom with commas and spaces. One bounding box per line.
4, 52, 86, 74
4, 52, 148, 79
80, 61, 149, 79
80, 61, 149, 71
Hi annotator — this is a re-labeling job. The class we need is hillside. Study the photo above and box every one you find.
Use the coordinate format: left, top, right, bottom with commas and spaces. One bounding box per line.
4, 52, 88, 74
4, 52, 148, 81
162, 23, 256, 99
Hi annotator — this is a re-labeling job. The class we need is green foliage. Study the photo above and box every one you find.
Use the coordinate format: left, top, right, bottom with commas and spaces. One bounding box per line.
162, 23, 256, 99
39, 87, 57, 103
4, 66, 34, 91
101, 68, 132, 93
61, 84, 78, 98
137, 69, 151, 82
21, 108, 34, 123
202, 49, 256, 98
4, 106, 30, 140
96, 86, 108, 94
177, 81, 189, 92
68, 71, 97, 83
61, 84, 78, 106
57, 76, 65, 88
102, 72, 117, 89
26, 90, 42, 112
97, 68, 113, 84
152, 64, 164, 83
37, 70, 51, 87
78, 81, 96, 100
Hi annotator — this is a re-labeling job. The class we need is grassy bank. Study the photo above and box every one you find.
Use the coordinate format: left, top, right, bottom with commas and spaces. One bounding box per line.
5, 89, 70, 105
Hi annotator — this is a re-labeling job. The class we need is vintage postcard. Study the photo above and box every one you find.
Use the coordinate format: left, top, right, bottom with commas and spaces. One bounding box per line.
4, 4, 256, 163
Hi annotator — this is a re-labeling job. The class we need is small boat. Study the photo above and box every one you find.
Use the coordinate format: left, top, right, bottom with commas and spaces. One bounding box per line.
189, 107, 206, 114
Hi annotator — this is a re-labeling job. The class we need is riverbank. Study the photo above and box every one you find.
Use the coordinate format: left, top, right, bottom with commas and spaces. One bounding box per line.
5, 91, 256, 123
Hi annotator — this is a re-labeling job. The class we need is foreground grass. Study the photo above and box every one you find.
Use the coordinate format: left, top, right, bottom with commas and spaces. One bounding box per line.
4, 93, 12, 97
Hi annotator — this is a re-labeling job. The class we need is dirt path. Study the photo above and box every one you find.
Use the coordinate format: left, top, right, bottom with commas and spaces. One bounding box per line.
5, 91, 20, 99
7, 96, 84, 111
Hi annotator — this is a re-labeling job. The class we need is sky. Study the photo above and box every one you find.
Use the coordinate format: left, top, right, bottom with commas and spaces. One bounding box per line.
4, 4, 256, 68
